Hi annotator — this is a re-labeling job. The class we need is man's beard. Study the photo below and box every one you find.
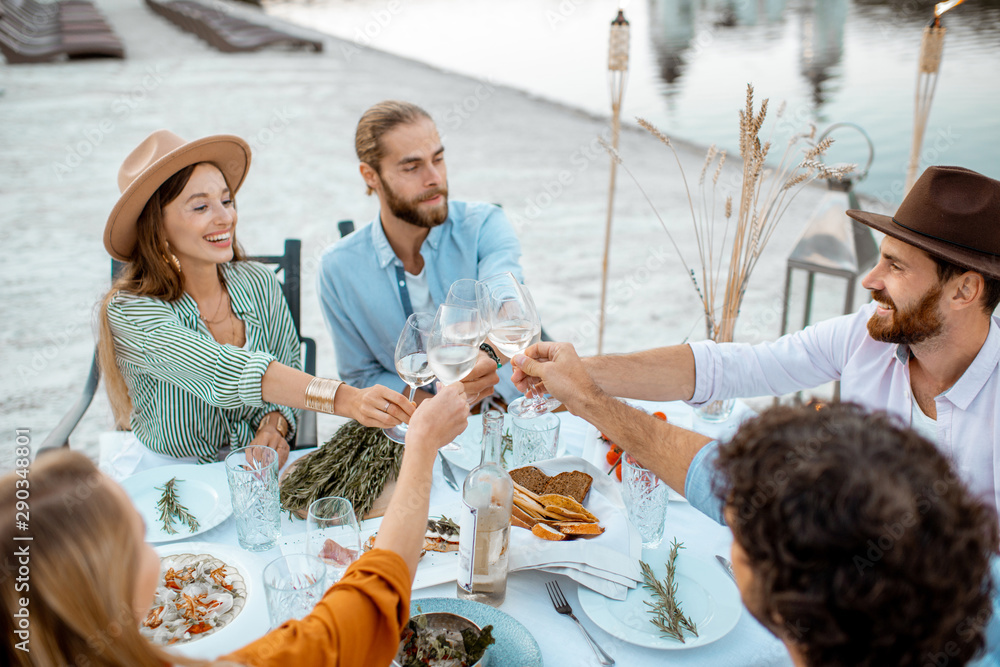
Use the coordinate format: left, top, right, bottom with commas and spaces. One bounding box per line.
867, 285, 944, 345
381, 176, 449, 229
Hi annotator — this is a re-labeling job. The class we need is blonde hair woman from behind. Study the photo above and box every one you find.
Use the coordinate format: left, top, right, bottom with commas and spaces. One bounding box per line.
97, 130, 417, 466
1, 384, 470, 667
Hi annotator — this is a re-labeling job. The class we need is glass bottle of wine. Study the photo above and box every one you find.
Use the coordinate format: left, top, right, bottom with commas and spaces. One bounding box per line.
456, 409, 513, 607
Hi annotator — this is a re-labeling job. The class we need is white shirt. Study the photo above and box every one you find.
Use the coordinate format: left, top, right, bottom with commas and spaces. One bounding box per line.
689, 301, 1000, 512
405, 266, 435, 315
910, 394, 938, 445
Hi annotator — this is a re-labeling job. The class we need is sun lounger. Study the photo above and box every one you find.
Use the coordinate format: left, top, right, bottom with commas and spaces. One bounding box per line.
0, 0, 124, 63
0, 22, 123, 62
145, 0, 322, 53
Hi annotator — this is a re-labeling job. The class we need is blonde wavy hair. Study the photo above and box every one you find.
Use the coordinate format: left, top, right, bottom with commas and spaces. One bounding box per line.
0, 451, 216, 666
97, 162, 246, 428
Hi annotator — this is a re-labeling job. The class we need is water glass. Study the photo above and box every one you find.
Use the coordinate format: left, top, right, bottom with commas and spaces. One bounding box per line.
263, 554, 328, 628
622, 452, 669, 549
224, 446, 280, 552
509, 410, 559, 467
306, 496, 361, 584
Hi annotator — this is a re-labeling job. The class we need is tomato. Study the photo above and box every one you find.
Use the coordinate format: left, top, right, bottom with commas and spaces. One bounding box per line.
615, 463, 622, 481
605, 449, 622, 465
652, 411, 667, 421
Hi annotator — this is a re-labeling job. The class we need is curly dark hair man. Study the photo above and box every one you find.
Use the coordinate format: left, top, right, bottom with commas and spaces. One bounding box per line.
715, 403, 998, 667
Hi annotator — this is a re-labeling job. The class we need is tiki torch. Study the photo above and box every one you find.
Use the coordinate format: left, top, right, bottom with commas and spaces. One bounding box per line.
904, 0, 966, 194
597, 9, 630, 354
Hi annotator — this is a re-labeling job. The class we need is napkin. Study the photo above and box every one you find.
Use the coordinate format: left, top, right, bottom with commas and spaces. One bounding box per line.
508, 456, 643, 600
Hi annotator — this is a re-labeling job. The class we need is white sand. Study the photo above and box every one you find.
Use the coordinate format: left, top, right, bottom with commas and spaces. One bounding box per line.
0, 0, 883, 467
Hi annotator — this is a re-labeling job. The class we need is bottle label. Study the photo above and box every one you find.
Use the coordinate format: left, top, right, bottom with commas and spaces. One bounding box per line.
457, 499, 478, 593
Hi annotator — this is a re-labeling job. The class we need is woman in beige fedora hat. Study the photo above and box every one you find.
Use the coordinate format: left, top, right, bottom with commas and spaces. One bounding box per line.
97, 130, 416, 467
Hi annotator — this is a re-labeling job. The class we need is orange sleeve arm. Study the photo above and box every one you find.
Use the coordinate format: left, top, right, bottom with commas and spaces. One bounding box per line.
222, 549, 411, 667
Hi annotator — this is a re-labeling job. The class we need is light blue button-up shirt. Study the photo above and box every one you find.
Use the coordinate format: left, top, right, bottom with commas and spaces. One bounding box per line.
318, 200, 524, 399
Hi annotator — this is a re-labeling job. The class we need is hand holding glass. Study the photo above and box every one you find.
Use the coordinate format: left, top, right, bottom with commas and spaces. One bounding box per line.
480, 278, 557, 417
383, 312, 436, 444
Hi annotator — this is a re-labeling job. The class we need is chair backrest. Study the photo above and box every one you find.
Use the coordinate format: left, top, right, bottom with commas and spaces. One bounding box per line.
247, 238, 303, 337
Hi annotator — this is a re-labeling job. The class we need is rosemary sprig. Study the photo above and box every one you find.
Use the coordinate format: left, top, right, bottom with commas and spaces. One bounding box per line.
640, 539, 699, 643
428, 515, 459, 537
155, 477, 200, 534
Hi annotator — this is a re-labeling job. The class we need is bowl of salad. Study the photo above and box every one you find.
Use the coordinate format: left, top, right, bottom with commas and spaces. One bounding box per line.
396, 612, 495, 667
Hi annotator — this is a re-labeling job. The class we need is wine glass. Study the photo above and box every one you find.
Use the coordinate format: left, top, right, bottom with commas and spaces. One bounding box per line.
382, 312, 436, 445
427, 304, 482, 452
446, 279, 489, 342
306, 496, 361, 584
481, 280, 558, 417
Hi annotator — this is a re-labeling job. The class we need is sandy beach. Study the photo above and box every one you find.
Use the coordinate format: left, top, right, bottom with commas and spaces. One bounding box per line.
0, 0, 882, 468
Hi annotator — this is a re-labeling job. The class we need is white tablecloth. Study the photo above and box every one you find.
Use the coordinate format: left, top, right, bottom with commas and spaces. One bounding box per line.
137, 402, 792, 666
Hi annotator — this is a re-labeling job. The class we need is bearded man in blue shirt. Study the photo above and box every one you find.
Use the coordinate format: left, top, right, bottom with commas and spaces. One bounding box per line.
319, 100, 525, 408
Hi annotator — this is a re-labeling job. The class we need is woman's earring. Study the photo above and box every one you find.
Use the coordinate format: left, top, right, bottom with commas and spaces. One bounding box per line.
164, 243, 182, 274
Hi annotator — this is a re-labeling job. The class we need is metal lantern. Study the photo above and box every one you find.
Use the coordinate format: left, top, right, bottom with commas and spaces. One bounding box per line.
597, 9, 630, 354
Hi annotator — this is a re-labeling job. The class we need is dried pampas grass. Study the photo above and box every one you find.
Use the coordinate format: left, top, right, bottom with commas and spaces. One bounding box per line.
609, 84, 854, 343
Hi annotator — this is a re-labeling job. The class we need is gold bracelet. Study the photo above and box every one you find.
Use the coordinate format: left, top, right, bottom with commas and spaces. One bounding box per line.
257, 413, 289, 439
304, 377, 343, 415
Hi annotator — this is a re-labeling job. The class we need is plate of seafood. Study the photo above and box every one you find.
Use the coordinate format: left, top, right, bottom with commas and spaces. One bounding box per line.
143, 542, 268, 657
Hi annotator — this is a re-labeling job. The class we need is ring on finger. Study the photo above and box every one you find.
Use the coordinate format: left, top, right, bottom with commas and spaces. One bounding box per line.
383, 401, 391, 413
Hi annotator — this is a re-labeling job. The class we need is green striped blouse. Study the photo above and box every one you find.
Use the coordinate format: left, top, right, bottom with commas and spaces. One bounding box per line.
107, 261, 302, 463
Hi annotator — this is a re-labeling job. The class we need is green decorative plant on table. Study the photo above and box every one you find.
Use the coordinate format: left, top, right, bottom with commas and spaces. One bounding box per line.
606, 84, 853, 422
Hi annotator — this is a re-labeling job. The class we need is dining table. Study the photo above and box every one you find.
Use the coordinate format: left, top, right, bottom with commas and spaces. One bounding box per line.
124, 399, 794, 666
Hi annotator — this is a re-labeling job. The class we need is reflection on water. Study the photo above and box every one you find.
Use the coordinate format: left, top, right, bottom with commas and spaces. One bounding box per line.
641, 0, 999, 204
268, 0, 1000, 206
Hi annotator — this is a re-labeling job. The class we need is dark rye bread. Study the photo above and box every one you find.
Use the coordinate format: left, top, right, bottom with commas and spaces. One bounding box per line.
544, 472, 592, 505
510, 467, 592, 505
509, 466, 550, 496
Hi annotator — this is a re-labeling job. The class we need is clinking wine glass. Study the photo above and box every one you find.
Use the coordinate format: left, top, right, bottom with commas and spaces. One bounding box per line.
446, 278, 489, 343
382, 312, 436, 445
481, 279, 559, 417
427, 304, 482, 452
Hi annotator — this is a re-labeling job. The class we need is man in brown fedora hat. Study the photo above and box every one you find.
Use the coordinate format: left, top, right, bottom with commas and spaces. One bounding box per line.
509, 165, 1000, 519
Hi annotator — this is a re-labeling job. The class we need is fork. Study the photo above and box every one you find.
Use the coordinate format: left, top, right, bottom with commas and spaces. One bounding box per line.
545, 580, 615, 665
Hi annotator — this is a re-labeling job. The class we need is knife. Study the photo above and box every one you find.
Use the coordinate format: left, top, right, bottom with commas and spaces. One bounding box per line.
438, 451, 460, 492
716, 555, 737, 583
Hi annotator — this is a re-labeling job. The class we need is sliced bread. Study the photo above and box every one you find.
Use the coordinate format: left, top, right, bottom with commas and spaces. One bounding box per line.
509, 466, 550, 495
543, 471, 593, 505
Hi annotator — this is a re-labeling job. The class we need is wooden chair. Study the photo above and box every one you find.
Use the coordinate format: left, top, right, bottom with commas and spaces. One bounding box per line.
38, 239, 317, 455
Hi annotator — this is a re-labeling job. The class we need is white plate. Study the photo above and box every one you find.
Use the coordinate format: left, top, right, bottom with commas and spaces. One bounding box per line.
154, 541, 269, 658
123, 464, 233, 543
577, 546, 742, 650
